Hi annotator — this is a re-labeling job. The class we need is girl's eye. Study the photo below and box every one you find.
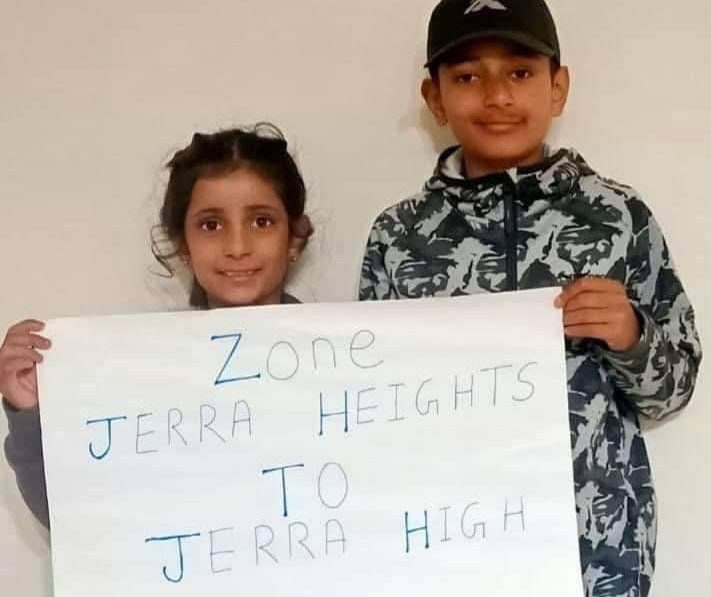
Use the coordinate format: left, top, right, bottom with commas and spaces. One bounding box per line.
199, 219, 222, 232
253, 215, 274, 229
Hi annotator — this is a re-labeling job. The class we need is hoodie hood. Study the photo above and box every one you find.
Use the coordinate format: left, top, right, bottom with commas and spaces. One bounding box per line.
424, 145, 587, 218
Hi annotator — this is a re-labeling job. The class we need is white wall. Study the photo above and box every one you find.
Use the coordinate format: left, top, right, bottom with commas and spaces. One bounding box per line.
1, 1, 708, 595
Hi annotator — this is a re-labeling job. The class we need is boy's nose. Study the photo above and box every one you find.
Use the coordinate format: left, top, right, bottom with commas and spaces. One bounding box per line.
481, 75, 514, 107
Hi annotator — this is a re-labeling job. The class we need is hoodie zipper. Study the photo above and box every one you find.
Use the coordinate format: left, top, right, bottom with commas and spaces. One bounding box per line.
503, 184, 519, 291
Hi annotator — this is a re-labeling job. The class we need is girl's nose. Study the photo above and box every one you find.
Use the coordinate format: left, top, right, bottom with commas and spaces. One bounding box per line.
223, 226, 252, 258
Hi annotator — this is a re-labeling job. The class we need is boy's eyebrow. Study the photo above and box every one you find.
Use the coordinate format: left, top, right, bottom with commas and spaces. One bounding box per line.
448, 53, 543, 66
449, 56, 482, 65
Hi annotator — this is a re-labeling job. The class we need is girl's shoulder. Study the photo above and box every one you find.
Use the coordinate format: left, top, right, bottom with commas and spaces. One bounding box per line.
281, 293, 300, 304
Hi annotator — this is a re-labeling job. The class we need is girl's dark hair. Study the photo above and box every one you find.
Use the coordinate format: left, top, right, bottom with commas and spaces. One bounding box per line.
151, 122, 312, 308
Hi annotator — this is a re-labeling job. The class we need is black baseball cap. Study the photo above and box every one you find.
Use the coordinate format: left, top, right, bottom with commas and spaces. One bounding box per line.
425, 0, 561, 69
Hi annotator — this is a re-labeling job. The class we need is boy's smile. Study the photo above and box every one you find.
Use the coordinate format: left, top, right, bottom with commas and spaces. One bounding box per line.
422, 38, 569, 177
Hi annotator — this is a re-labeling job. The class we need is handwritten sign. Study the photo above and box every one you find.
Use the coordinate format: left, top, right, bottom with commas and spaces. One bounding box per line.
39, 288, 583, 596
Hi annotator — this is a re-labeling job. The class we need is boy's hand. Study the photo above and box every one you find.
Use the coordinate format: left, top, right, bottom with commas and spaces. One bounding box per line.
0, 319, 50, 410
554, 277, 641, 352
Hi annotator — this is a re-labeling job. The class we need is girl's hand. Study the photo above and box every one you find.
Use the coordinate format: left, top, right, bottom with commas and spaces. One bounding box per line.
554, 277, 641, 352
0, 320, 51, 410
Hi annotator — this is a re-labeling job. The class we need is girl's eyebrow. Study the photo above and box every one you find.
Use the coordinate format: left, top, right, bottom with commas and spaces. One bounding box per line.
190, 204, 281, 218
190, 206, 224, 218
242, 203, 281, 213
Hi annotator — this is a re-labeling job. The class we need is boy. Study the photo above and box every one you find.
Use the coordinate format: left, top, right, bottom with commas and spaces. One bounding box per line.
359, 1, 702, 595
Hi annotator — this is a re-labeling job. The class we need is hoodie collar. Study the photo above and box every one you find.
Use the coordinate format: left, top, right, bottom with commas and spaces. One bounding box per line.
424, 145, 584, 215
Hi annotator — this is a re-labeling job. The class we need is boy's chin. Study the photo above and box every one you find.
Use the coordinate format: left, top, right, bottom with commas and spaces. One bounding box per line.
462, 143, 546, 173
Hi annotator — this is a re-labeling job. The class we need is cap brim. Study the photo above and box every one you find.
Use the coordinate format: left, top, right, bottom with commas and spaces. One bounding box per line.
425, 30, 557, 69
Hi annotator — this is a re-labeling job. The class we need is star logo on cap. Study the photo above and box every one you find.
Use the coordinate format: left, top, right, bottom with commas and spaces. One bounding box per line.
465, 0, 507, 14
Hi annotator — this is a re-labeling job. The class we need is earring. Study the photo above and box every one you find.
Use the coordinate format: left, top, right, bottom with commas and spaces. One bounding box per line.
289, 255, 298, 263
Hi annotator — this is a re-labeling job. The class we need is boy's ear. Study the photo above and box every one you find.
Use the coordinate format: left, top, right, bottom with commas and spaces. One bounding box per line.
551, 66, 570, 117
421, 78, 448, 126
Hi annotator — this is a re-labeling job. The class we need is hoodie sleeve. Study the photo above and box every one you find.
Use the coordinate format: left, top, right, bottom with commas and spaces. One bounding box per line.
359, 211, 398, 301
2, 399, 49, 528
601, 198, 702, 420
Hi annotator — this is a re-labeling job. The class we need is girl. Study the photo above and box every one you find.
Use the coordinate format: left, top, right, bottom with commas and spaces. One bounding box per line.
0, 122, 314, 528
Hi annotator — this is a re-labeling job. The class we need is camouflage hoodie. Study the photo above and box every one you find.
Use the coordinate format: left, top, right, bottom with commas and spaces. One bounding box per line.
359, 146, 701, 597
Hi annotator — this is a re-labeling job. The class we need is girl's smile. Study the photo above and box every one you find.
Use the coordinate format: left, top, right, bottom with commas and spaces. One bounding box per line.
183, 168, 302, 308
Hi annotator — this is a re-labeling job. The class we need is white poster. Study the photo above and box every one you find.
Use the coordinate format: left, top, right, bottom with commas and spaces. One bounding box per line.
39, 288, 583, 596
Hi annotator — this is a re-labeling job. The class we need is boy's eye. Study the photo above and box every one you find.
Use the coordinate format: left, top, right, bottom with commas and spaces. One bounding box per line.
454, 72, 478, 84
511, 68, 533, 80
199, 219, 222, 232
